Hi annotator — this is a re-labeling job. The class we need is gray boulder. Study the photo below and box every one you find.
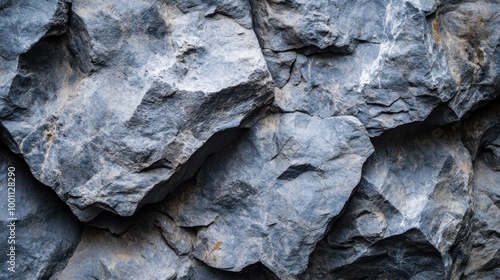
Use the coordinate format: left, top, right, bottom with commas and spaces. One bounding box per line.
255, 0, 499, 135
0, 143, 82, 279
160, 112, 373, 278
304, 124, 473, 279
0, 0, 273, 221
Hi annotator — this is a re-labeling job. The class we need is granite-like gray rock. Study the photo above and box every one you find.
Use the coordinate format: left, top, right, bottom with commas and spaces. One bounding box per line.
256, 0, 499, 135
0, 0, 69, 107
160, 112, 373, 278
56, 212, 184, 280
0, 143, 82, 279
0, 0, 499, 278
56, 211, 276, 280
464, 157, 500, 279
439, 1, 500, 117
303, 124, 473, 279
0, 0, 273, 221
461, 103, 500, 279
250, 0, 387, 53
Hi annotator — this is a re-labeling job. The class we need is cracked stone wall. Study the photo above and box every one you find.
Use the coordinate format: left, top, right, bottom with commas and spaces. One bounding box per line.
0, 0, 498, 279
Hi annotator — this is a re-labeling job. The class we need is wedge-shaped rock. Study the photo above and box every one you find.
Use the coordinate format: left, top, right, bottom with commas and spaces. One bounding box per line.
304, 124, 473, 279
161, 113, 373, 278
0, 0, 272, 221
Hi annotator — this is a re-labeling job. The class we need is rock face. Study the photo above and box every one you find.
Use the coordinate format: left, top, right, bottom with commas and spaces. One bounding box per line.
57, 212, 187, 280
0, 143, 82, 279
57, 210, 276, 280
0, 0, 273, 221
461, 103, 500, 279
257, 0, 499, 135
466, 157, 500, 279
160, 113, 373, 278
0, 0, 69, 102
0, 0, 499, 279
58, 112, 373, 279
304, 124, 473, 279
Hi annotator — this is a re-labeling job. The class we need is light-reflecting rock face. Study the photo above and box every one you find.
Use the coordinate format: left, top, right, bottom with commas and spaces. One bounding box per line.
0, 0, 273, 221
161, 112, 373, 278
0, 0, 498, 279
257, 0, 499, 135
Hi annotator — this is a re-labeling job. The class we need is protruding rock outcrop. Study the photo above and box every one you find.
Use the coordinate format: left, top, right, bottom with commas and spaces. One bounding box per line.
0, 0, 273, 221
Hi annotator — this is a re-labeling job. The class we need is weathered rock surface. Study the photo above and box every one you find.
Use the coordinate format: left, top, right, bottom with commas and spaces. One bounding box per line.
462, 101, 500, 161
0, 0, 69, 104
461, 103, 500, 279
0, 0, 273, 221
465, 157, 500, 279
257, 0, 499, 135
0, 0, 499, 279
160, 112, 373, 278
56, 212, 185, 280
304, 124, 473, 279
0, 143, 82, 279
56, 210, 276, 280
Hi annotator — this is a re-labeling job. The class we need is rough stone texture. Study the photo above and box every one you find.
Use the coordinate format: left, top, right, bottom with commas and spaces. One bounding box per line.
160, 112, 373, 278
0, 0, 499, 279
461, 101, 500, 160
56, 212, 184, 280
465, 157, 500, 279
0, 0, 69, 103
256, 0, 499, 135
461, 103, 500, 279
303, 124, 473, 279
0, 143, 82, 279
0, 0, 273, 221
56, 211, 276, 280
439, 1, 500, 118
